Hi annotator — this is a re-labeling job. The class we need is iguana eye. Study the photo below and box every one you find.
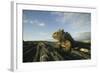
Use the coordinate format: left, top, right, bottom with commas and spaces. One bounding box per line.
53, 32, 58, 36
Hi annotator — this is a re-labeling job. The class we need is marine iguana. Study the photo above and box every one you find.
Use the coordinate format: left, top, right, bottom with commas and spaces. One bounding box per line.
52, 29, 90, 53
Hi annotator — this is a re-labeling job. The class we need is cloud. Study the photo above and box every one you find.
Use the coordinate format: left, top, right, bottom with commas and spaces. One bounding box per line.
51, 12, 91, 30
74, 32, 91, 42
38, 23, 45, 26
23, 19, 46, 27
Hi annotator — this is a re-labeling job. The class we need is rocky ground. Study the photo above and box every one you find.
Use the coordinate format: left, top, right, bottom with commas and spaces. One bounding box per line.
23, 41, 91, 62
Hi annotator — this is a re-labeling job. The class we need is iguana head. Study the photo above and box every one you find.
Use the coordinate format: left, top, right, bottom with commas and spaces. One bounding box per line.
52, 29, 65, 41
52, 29, 74, 42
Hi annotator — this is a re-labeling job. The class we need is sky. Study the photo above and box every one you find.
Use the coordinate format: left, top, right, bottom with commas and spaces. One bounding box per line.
23, 10, 91, 41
